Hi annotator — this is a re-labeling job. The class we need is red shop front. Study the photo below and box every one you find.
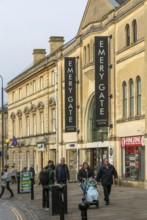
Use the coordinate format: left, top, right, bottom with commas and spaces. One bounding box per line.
120, 136, 145, 181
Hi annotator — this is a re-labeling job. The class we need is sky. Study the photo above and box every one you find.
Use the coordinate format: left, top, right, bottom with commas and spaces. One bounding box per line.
0, 0, 88, 103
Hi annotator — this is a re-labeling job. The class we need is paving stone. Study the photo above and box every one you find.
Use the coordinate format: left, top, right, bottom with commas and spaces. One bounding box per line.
10, 182, 147, 220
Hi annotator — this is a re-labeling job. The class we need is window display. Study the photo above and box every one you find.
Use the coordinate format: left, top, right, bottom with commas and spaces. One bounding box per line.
121, 136, 145, 181
125, 147, 139, 180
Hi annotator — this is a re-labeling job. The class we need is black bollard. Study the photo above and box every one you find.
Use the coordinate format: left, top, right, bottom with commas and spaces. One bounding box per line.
79, 199, 89, 220
42, 187, 46, 208
30, 177, 34, 200
58, 184, 65, 220
17, 173, 20, 194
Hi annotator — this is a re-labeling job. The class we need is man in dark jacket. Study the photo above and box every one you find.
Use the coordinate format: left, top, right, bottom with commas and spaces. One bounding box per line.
56, 157, 70, 184
42, 163, 55, 210
96, 158, 118, 205
29, 164, 35, 185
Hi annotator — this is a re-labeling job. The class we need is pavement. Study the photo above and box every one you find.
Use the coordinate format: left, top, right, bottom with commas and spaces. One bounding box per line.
7, 182, 147, 220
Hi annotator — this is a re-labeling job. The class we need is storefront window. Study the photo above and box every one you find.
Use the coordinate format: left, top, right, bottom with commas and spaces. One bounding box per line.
123, 146, 145, 181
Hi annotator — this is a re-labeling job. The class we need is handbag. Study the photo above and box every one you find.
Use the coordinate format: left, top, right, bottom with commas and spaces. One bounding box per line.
1, 180, 6, 188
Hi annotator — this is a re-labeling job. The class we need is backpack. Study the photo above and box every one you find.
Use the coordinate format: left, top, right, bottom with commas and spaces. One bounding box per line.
39, 170, 50, 185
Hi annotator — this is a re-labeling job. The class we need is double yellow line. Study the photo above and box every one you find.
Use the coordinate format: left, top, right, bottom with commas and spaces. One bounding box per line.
12, 208, 23, 220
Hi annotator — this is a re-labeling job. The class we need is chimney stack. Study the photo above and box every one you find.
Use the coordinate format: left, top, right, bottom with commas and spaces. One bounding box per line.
49, 36, 64, 54
33, 49, 46, 64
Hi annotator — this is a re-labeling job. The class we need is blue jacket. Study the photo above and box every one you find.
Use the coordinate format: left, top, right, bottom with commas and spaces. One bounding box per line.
55, 164, 70, 183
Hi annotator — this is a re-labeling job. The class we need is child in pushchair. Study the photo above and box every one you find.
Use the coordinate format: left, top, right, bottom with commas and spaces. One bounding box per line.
81, 178, 99, 208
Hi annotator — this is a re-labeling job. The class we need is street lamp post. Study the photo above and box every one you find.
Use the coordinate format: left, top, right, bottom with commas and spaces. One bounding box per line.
0, 75, 4, 169
5, 139, 10, 165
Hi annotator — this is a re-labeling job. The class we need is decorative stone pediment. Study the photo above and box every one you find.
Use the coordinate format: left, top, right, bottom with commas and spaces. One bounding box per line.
37, 101, 45, 110
49, 97, 56, 105
23, 106, 30, 114
16, 109, 22, 117
77, 0, 114, 36
30, 104, 37, 112
10, 112, 16, 119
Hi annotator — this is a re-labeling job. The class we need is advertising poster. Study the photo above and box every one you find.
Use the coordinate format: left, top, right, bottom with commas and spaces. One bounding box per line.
109, 147, 113, 165
20, 172, 32, 193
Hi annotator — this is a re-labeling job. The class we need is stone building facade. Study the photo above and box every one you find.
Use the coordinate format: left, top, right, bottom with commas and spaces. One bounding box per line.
0, 104, 9, 169
5, 0, 147, 185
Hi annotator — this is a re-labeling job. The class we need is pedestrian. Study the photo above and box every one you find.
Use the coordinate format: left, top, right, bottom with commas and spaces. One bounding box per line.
41, 162, 55, 210
55, 157, 70, 184
22, 167, 27, 172
78, 162, 93, 197
0, 166, 14, 198
44, 160, 55, 171
10, 165, 17, 184
96, 158, 118, 205
78, 162, 93, 182
1, 165, 9, 176
29, 164, 36, 185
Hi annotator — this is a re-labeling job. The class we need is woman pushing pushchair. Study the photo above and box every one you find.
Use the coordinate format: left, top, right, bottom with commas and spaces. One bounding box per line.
78, 162, 93, 192
78, 162, 99, 208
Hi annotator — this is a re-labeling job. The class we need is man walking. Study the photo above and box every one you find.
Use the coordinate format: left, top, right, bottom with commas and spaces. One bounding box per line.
42, 161, 55, 210
96, 158, 118, 205
56, 157, 70, 184
29, 164, 36, 185
10, 165, 17, 184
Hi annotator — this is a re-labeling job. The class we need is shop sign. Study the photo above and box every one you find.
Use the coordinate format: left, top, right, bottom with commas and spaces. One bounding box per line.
37, 143, 45, 151
20, 172, 32, 193
66, 143, 77, 149
65, 57, 76, 132
121, 136, 144, 147
95, 36, 108, 127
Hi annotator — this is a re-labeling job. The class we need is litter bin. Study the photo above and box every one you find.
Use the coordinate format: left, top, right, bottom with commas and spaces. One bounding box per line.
49, 184, 68, 215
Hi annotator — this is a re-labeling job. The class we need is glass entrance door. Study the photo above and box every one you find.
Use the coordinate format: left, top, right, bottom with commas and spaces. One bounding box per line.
91, 148, 108, 176
80, 148, 108, 176
97, 148, 108, 171
66, 149, 77, 181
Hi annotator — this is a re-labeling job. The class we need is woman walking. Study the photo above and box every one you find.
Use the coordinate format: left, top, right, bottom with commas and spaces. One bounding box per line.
0, 166, 14, 198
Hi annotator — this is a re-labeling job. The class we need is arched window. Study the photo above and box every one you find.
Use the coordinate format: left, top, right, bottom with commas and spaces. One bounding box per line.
87, 44, 90, 63
122, 81, 127, 118
129, 79, 134, 117
125, 24, 130, 47
87, 98, 108, 142
84, 46, 86, 65
136, 76, 141, 115
132, 20, 137, 43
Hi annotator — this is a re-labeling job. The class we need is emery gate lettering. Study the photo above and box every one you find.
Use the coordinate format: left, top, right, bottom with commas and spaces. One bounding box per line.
65, 57, 76, 132
95, 37, 108, 127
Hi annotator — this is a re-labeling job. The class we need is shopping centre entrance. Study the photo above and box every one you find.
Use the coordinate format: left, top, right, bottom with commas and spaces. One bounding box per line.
79, 147, 108, 176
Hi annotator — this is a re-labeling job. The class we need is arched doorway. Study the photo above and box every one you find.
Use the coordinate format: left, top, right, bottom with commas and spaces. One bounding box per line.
80, 97, 109, 175
87, 97, 108, 142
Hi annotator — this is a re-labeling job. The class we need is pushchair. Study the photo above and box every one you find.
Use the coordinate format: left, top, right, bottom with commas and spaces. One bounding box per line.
80, 178, 99, 208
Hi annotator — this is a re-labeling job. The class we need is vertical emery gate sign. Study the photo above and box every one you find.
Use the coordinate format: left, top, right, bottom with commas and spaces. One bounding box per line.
65, 57, 76, 132
95, 36, 108, 127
